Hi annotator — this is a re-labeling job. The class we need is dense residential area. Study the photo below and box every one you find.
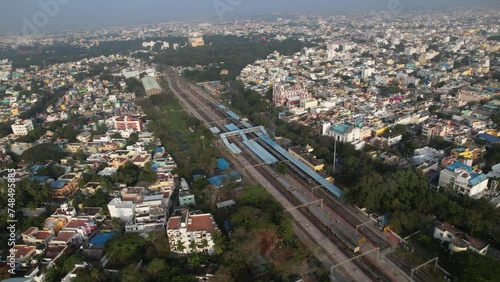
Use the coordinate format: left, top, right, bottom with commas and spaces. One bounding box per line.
0, 6, 499, 282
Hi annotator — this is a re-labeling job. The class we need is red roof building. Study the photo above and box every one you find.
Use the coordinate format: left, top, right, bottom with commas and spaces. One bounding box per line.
114, 116, 143, 132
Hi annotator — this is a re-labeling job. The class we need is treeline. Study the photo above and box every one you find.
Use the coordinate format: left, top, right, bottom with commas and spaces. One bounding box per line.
275, 121, 500, 250
155, 35, 313, 81
6, 40, 144, 69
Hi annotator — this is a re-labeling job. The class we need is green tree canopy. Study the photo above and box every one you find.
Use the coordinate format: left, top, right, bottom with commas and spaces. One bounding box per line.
20, 143, 66, 163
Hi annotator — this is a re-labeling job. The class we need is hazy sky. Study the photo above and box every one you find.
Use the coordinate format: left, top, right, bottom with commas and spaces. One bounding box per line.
0, 0, 498, 34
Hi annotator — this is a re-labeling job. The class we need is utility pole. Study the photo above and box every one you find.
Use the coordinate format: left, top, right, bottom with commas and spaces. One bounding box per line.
333, 137, 337, 174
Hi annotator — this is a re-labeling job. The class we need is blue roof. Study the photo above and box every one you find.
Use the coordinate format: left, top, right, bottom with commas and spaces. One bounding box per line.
469, 173, 488, 186
454, 148, 466, 152
209, 127, 221, 134
226, 111, 240, 120
31, 165, 45, 173
208, 171, 242, 187
446, 162, 472, 172
217, 158, 230, 170
256, 133, 343, 198
29, 176, 50, 183
89, 232, 117, 246
155, 147, 163, 153
243, 139, 278, 164
331, 123, 353, 135
478, 133, 500, 144
224, 123, 240, 132
241, 121, 253, 128
50, 180, 68, 189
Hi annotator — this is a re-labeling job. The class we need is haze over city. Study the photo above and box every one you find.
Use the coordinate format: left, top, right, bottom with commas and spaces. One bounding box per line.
0, 0, 499, 34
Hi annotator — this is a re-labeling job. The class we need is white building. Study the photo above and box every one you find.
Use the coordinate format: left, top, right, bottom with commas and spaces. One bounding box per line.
179, 178, 195, 206
438, 162, 489, 198
433, 222, 489, 255
107, 198, 135, 222
11, 119, 34, 136
327, 123, 360, 143
166, 210, 218, 255
361, 68, 374, 80
125, 200, 166, 233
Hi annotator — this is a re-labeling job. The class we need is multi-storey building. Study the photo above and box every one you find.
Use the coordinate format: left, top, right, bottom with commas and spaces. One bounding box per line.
113, 116, 143, 132
438, 162, 489, 197
11, 119, 34, 136
166, 209, 218, 255
272, 84, 312, 107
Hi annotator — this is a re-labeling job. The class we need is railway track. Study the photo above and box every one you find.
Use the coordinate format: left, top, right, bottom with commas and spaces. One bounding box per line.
238, 147, 393, 282
165, 72, 397, 281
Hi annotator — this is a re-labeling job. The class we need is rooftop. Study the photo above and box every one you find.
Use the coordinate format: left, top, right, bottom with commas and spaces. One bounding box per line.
141, 76, 162, 92
331, 123, 353, 135
436, 222, 462, 235
50, 180, 68, 189
187, 214, 217, 233
52, 231, 77, 243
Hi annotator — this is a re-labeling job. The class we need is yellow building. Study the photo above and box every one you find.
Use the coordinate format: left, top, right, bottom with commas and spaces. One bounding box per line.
451, 148, 481, 160
11, 107, 19, 116
67, 143, 83, 154
375, 127, 388, 137
288, 146, 325, 171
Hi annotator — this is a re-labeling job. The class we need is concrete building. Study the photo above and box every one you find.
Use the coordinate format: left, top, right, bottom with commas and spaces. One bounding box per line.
188, 36, 205, 47
272, 84, 312, 107
166, 209, 218, 255
141, 76, 162, 96
11, 119, 34, 136
438, 162, 489, 197
114, 116, 143, 132
107, 198, 135, 222
178, 178, 195, 206
328, 123, 360, 143
433, 222, 489, 255
288, 146, 325, 171
22, 227, 55, 246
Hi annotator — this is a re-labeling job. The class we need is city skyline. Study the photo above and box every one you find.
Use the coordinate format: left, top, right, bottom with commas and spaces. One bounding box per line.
0, 0, 499, 35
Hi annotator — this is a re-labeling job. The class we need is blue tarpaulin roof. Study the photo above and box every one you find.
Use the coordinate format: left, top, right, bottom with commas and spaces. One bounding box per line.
50, 180, 68, 189
89, 232, 117, 246
478, 133, 500, 144
208, 171, 242, 187
217, 158, 230, 170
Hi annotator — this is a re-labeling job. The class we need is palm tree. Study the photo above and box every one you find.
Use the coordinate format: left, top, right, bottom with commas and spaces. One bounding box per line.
189, 240, 197, 252
176, 240, 186, 253
200, 238, 209, 251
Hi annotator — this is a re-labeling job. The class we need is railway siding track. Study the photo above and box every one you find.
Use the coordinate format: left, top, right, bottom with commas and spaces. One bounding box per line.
166, 73, 404, 282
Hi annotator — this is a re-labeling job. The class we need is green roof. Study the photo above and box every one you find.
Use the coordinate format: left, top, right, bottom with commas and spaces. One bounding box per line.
331, 123, 353, 135
141, 76, 162, 92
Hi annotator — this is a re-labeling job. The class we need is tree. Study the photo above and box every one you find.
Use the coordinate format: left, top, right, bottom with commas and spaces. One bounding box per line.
105, 233, 149, 264
115, 161, 141, 186
145, 258, 166, 279
139, 162, 157, 183
428, 105, 440, 113
121, 264, 145, 282
176, 239, 186, 253
82, 189, 110, 208
189, 240, 197, 252
53, 125, 78, 141
20, 143, 66, 162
